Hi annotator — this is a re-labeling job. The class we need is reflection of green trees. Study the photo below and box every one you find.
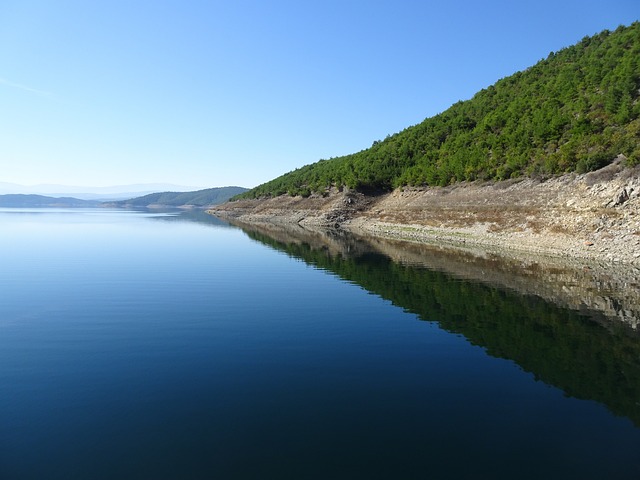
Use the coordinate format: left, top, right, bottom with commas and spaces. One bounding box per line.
246, 230, 640, 426
238, 23, 640, 198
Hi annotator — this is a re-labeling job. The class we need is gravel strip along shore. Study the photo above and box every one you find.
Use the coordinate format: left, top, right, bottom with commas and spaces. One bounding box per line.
210, 160, 640, 267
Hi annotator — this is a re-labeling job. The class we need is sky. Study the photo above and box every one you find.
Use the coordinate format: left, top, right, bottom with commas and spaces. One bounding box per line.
0, 0, 638, 190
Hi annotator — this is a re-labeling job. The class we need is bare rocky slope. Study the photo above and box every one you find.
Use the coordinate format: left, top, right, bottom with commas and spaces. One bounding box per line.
209, 158, 640, 266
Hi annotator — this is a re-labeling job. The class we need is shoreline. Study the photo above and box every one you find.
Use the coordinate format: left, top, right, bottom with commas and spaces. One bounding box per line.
209, 162, 640, 267
221, 217, 640, 330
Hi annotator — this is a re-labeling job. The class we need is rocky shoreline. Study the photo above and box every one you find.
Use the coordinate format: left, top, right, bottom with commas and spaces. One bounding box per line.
209, 159, 640, 267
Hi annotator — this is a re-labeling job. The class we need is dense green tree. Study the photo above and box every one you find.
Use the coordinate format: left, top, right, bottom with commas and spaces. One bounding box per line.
236, 23, 640, 200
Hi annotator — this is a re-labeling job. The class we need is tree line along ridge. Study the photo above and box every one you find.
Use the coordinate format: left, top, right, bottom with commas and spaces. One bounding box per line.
236, 22, 640, 200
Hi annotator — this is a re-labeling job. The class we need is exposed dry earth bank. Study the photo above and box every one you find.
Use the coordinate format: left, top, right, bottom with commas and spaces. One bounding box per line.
209, 160, 640, 266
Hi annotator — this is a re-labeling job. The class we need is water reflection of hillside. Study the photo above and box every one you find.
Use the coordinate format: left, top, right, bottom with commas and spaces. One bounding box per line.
226, 219, 640, 427
232, 220, 640, 330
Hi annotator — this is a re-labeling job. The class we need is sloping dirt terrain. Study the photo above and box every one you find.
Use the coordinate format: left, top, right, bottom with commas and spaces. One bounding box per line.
210, 159, 640, 265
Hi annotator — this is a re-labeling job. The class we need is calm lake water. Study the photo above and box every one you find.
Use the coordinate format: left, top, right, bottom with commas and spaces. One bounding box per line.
1, 208, 639, 479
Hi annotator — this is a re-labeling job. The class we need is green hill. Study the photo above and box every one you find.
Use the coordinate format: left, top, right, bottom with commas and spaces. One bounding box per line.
112, 186, 248, 207
237, 22, 640, 199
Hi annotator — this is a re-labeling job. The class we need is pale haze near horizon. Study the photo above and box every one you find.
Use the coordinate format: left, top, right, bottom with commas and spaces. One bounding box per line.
1, 0, 637, 190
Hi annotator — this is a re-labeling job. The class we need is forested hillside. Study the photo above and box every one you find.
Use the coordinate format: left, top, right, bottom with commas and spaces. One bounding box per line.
112, 186, 247, 207
237, 23, 640, 199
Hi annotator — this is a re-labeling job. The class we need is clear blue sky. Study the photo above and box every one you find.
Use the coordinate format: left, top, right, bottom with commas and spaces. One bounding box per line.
1, 0, 637, 189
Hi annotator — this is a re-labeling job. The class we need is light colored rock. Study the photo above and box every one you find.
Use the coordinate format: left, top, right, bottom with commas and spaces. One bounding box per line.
210, 165, 640, 266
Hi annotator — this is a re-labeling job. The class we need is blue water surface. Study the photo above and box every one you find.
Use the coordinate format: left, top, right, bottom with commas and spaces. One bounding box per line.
0, 208, 639, 479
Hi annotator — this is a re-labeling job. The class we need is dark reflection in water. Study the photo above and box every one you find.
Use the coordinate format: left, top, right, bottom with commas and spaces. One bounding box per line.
3, 208, 640, 479
230, 219, 640, 427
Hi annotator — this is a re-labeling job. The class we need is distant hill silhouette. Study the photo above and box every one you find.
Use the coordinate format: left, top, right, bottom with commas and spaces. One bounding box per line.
0, 194, 101, 207
110, 186, 248, 208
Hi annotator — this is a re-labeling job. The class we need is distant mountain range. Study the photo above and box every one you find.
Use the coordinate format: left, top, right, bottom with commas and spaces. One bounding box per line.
0, 182, 201, 201
0, 194, 102, 208
0, 186, 248, 209
106, 186, 248, 208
